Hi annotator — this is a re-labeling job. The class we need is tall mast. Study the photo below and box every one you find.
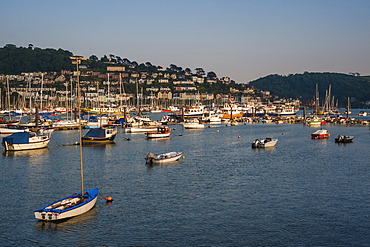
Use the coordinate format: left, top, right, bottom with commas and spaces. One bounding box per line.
315, 83, 319, 114
40, 73, 44, 111
6, 76, 11, 118
70, 56, 86, 194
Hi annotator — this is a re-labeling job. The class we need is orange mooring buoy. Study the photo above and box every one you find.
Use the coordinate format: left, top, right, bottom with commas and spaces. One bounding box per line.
105, 197, 113, 202
238, 136, 241, 138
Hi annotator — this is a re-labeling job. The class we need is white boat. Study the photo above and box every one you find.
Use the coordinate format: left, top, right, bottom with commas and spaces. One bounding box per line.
146, 126, 171, 138
84, 116, 109, 128
0, 125, 29, 135
34, 188, 98, 221
35, 56, 98, 221
251, 137, 278, 148
358, 111, 367, 116
183, 118, 205, 129
52, 120, 80, 128
182, 103, 205, 117
126, 126, 159, 133
145, 152, 184, 165
2, 132, 51, 151
311, 129, 330, 139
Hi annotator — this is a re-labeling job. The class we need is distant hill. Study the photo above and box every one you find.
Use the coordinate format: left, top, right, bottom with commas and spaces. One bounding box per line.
0, 44, 73, 74
249, 72, 370, 108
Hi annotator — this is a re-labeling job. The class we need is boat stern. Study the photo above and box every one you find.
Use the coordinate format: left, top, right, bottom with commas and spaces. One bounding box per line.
34, 210, 60, 221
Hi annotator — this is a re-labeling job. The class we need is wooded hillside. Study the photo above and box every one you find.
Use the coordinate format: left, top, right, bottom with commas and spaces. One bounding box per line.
250, 72, 370, 107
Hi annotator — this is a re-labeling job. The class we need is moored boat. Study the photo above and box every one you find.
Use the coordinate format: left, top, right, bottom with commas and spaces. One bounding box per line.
82, 127, 117, 145
0, 125, 29, 135
52, 120, 80, 129
358, 111, 367, 116
251, 137, 278, 148
146, 126, 171, 138
34, 188, 98, 221
335, 135, 354, 143
311, 129, 330, 139
183, 118, 205, 129
0, 116, 20, 125
2, 131, 51, 151
145, 152, 184, 165
35, 55, 98, 221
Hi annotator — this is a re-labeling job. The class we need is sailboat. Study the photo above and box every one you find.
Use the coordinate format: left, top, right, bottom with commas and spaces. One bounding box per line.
34, 56, 98, 221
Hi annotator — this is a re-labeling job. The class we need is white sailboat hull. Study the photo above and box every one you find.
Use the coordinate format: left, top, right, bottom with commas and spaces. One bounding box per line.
2, 135, 50, 151
34, 188, 98, 221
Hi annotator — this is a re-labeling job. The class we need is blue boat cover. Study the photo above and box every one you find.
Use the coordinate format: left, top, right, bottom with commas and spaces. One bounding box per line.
2, 132, 30, 144
84, 128, 105, 138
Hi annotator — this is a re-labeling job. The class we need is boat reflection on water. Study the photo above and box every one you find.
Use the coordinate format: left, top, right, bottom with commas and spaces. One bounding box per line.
2, 147, 49, 157
34, 207, 98, 231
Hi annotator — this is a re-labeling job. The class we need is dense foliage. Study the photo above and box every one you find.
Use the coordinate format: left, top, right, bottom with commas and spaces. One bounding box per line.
0, 44, 74, 74
250, 72, 370, 107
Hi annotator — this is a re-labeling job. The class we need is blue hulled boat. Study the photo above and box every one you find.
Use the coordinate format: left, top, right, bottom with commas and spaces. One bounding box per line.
34, 188, 98, 221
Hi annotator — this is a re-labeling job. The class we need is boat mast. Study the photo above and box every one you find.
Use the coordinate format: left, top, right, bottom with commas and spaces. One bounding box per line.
40, 73, 44, 111
315, 83, 319, 114
71, 56, 86, 194
6, 76, 11, 118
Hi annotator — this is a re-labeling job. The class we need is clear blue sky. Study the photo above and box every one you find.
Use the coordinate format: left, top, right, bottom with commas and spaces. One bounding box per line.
1, 0, 369, 83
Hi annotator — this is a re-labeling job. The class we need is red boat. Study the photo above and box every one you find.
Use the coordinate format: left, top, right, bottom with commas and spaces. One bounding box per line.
311, 129, 330, 139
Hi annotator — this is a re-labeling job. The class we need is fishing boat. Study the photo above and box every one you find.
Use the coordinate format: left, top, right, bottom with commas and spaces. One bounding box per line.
251, 137, 278, 148
82, 127, 117, 145
2, 131, 51, 151
146, 126, 171, 138
311, 129, 330, 139
34, 55, 98, 221
145, 152, 184, 165
0, 125, 29, 135
334, 135, 354, 143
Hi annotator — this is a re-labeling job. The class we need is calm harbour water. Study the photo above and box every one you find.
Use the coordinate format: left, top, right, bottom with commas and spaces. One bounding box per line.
1, 109, 370, 246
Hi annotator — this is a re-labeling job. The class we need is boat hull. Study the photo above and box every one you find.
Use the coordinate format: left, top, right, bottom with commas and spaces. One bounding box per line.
34, 188, 98, 221
183, 123, 205, 129
311, 134, 330, 139
146, 152, 183, 164
335, 135, 354, 143
2, 138, 50, 151
82, 135, 116, 144
251, 138, 278, 148
146, 132, 171, 138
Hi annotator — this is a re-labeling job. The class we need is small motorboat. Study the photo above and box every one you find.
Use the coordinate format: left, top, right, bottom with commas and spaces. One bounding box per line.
358, 111, 368, 116
335, 135, 354, 143
251, 137, 278, 148
146, 152, 184, 165
146, 126, 171, 138
311, 129, 330, 139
